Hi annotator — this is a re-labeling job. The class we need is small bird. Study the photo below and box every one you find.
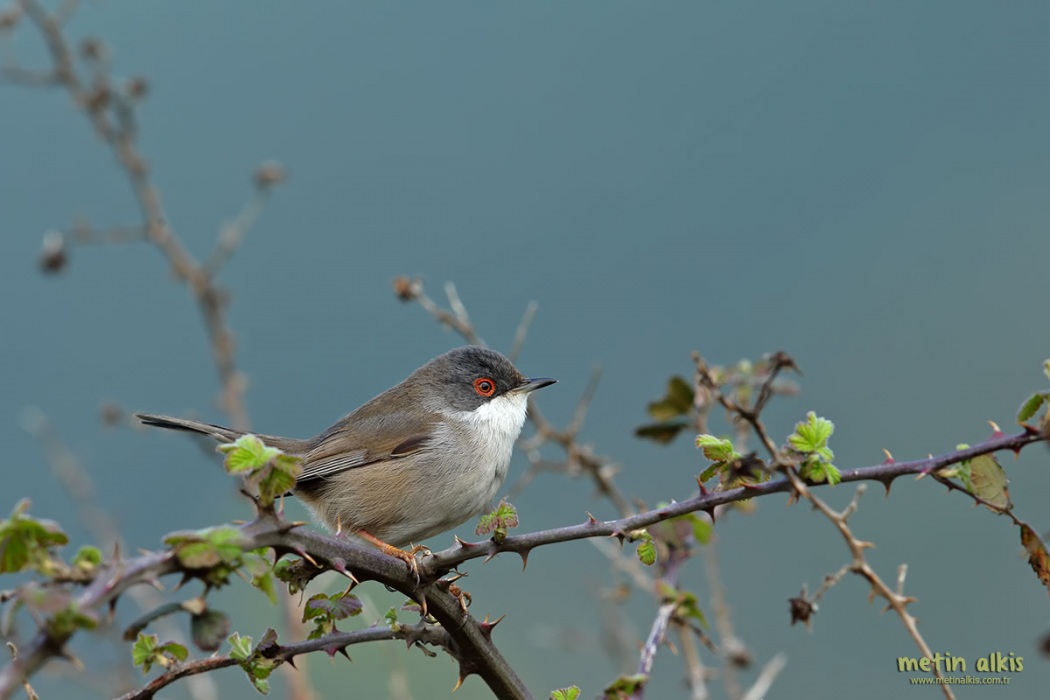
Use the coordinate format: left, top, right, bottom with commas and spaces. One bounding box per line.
137, 346, 554, 569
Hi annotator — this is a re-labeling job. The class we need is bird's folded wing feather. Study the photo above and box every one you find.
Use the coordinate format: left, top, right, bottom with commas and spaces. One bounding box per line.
297, 409, 439, 484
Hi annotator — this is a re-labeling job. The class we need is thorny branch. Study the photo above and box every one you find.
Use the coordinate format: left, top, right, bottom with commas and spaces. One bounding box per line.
0, 508, 531, 700
115, 623, 451, 700
3, 424, 1041, 699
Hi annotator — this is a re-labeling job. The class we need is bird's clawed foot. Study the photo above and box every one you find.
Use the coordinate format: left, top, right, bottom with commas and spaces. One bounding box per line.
356, 530, 430, 581
448, 580, 472, 615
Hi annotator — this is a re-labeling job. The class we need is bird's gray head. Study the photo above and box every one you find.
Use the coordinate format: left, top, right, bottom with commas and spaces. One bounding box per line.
414, 346, 555, 413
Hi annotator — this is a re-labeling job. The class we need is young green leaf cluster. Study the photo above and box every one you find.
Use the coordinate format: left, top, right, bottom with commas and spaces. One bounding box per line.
787, 412, 841, 485
475, 498, 519, 544
218, 434, 302, 506
228, 630, 279, 694
302, 591, 363, 639
131, 633, 189, 674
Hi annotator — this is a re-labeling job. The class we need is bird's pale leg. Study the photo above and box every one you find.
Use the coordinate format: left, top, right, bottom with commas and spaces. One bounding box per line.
356, 530, 429, 580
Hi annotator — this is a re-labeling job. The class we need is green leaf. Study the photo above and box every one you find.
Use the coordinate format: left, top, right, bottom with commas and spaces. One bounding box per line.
170, 526, 243, 570
273, 453, 302, 474
634, 421, 689, 445
160, 641, 189, 662
799, 457, 842, 485
302, 592, 363, 639
824, 463, 842, 485
132, 633, 158, 670
248, 677, 270, 694
695, 434, 740, 462
636, 537, 657, 566
698, 462, 722, 483
48, 602, 99, 636
242, 550, 278, 605
790, 413, 838, 485
0, 533, 29, 574
218, 434, 279, 474
675, 590, 708, 627
254, 463, 297, 506
302, 592, 362, 622
246, 672, 271, 695
273, 557, 323, 595
384, 607, 399, 628
226, 632, 277, 695
603, 674, 647, 698
0, 502, 69, 574
475, 498, 519, 544
173, 541, 221, 568
647, 376, 694, 420
252, 570, 277, 605
551, 687, 581, 700
72, 545, 103, 570
964, 454, 1011, 511
191, 609, 230, 652
130, 633, 185, 673
788, 412, 834, 453
228, 632, 253, 661
1017, 392, 1049, 424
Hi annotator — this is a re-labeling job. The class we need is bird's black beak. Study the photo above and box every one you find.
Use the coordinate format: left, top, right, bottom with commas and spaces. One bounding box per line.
512, 377, 556, 394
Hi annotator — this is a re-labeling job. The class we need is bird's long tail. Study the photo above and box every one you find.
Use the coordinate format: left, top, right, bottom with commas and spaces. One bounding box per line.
136, 413, 306, 453
137, 413, 245, 441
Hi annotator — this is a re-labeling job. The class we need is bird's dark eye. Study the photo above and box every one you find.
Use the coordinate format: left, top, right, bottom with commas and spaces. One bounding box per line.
473, 377, 496, 397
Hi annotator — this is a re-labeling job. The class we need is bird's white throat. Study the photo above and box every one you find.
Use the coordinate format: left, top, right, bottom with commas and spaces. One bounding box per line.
442, 389, 530, 493
455, 391, 530, 458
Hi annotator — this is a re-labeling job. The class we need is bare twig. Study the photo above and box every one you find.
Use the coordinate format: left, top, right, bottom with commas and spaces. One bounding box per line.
4, 2, 300, 696
508, 301, 538, 362
741, 653, 787, 700
786, 477, 954, 700
520, 366, 634, 518
677, 625, 709, 700
9, 0, 280, 432
702, 539, 746, 700
636, 602, 676, 681
204, 177, 278, 276
402, 278, 483, 345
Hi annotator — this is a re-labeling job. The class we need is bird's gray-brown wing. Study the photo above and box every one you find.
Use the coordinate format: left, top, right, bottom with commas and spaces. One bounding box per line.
296, 408, 440, 487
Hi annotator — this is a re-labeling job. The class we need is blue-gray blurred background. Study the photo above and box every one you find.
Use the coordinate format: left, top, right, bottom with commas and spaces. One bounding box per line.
4, 2, 1050, 698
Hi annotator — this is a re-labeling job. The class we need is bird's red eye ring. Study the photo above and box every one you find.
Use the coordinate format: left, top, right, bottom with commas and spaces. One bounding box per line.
473, 377, 496, 397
